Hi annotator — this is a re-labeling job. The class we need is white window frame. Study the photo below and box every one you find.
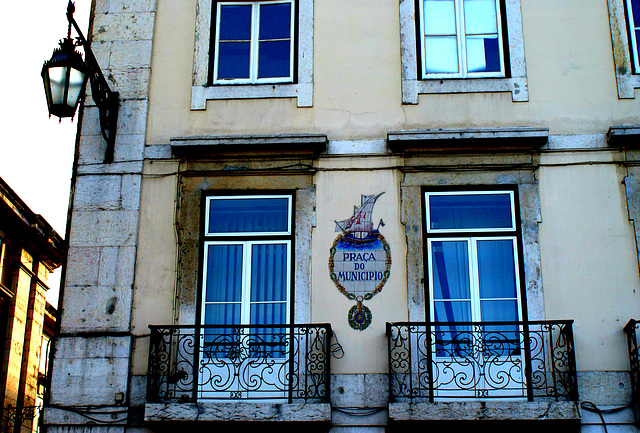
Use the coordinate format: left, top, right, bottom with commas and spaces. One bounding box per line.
201, 239, 292, 327
192, 0, 314, 108
212, 1, 295, 85
418, 0, 506, 79
426, 236, 523, 325
399, 0, 528, 103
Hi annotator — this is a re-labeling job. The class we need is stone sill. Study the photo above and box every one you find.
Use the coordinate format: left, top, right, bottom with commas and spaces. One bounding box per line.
387, 127, 549, 153
388, 400, 580, 422
607, 125, 640, 148
171, 134, 328, 158
144, 402, 332, 423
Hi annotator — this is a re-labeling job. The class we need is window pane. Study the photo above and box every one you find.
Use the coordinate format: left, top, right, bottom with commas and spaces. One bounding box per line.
463, 0, 498, 35
219, 5, 252, 40
424, 0, 457, 35
631, 0, 640, 26
428, 193, 513, 230
259, 3, 292, 39
258, 41, 291, 78
434, 300, 471, 322
204, 303, 241, 326
477, 239, 517, 299
425, 36, 459, 73
480, 299, 518, 322
431, 241, 471, 300
208, 197, 290, 234
251, 302, 287, 324
205, 244, 243, 302
217, 42, 251, 79
251, 243, 288, 302
466, 35, 500, 72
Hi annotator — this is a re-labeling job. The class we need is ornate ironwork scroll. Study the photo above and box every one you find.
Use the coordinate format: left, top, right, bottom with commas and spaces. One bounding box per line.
386, 320, 578, 402
147, 324, 332, 403
625, 319, 639, 426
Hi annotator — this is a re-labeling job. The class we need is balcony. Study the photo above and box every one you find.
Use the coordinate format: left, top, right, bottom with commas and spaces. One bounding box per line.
624, 319, 639, 427
386, 320, 580, 429
145, 324, 332, 423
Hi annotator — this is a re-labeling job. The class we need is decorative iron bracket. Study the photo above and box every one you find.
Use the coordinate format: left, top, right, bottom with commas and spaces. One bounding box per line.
66, 1, 119, 163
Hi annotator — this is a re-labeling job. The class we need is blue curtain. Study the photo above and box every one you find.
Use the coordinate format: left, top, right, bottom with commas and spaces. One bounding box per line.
208, 198, 289, 234
429, 193, 512, 230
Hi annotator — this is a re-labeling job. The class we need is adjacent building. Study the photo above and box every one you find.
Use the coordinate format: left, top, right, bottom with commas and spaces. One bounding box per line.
45, 0, 640, 432
0, 177, 62, 433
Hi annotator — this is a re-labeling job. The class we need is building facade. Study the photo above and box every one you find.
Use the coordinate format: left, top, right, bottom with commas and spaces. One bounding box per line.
0, 177, 62, 433
45, 0, 640, 432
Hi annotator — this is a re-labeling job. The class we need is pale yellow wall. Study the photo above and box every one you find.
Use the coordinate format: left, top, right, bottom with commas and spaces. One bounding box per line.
131, 161, 179, 337
312, 157, 407, 374
139, 0, 640, 375
146, 0, 640, 144
538, 150, 640, 371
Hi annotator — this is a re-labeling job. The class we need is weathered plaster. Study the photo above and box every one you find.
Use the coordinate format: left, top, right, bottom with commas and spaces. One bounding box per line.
388, 400, 580, 422
144, 401, 331, 422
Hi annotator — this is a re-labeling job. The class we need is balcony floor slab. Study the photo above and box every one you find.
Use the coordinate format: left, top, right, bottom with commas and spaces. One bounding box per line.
144, 402, 331, 423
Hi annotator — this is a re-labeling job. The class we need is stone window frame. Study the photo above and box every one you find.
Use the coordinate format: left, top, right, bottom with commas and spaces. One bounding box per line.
606, 0, 640, 98
191, 0, 314, 109
399, 0, 529, 104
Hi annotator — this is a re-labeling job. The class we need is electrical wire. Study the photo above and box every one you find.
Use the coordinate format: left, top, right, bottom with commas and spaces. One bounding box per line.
580, 401, 633, 433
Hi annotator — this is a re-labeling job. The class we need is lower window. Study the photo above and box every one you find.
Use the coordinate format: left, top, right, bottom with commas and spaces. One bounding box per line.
198, 194, 294, 399
424, 188, 526, 398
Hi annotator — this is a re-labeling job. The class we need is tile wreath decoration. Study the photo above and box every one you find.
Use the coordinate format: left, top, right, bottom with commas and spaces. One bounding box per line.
329, 193, 391, 331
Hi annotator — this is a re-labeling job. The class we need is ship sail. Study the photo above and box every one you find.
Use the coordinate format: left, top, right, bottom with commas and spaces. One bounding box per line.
334, 193, 384, 237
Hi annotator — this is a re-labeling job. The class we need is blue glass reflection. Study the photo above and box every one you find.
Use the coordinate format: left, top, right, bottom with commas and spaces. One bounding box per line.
429, 193, 512, 230
208, 197, 290, 234
217, 42, 251, 79
251, 243, 287, 302
431, 241, 470, 300
258, 41, 291, 78
219, 5, 252, 40
477, 239, 517, 299
205, 244, 243, 302
632, 0, 640, 25
259, 3, 291, 39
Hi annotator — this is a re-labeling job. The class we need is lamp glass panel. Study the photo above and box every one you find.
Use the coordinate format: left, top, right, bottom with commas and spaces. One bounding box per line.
47, 66, 68, 105
66, 67, 86, 108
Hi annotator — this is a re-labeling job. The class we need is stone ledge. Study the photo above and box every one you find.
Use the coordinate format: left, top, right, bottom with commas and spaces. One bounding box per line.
171, 134, 328, 158
607, 125, 640, 148
388, 400, 580, 422
144, 402, 332, 423
387, 127, 549, 153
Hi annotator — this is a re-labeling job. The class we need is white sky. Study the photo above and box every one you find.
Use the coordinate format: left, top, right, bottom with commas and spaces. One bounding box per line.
1, 1, 91, 306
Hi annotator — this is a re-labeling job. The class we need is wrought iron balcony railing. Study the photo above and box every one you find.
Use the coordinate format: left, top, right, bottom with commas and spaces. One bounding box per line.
624, 319, 639, 426
147, 324, 332, 403
386, 320, 578, 402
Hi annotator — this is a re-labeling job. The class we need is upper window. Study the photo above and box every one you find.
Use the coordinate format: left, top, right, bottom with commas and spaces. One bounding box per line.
191, 0, 313, 108
626, 0, 640, 73
399, 0, 528, 103
419, 0, 505, 78
212, 1, 295, 84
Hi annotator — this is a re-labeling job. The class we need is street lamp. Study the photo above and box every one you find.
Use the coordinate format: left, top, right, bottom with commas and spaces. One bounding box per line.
41, 1, 119, 163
